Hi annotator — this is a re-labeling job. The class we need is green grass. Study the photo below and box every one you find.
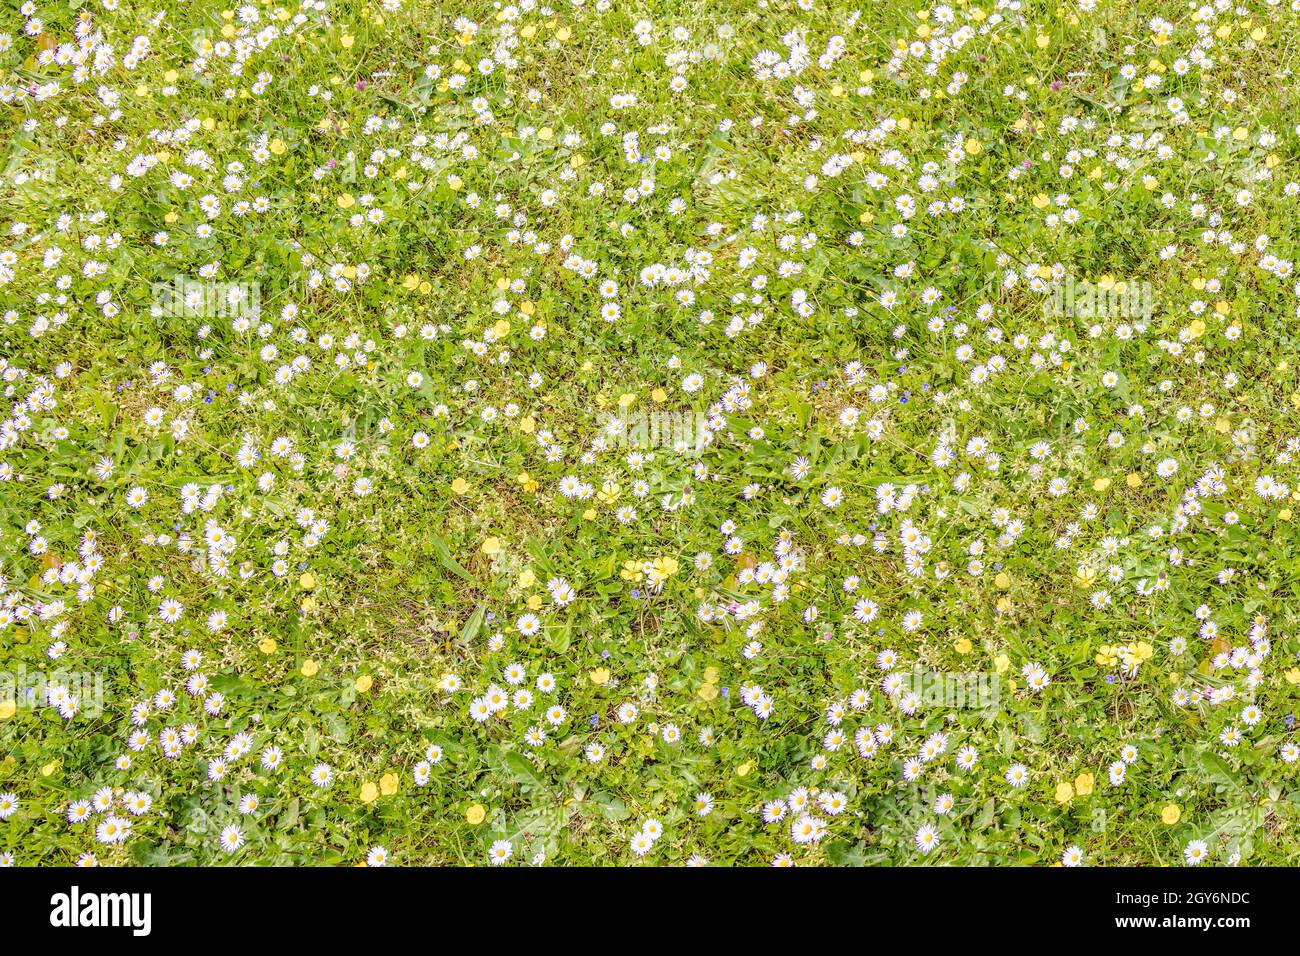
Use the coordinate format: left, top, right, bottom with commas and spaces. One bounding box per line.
1, 0, 1300, 866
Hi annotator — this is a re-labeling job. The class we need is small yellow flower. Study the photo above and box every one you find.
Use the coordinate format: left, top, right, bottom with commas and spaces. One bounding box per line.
360, 781, 379, 804
466, 804, 487, 825
1161, 804, 1181, 825
301, 659, 320, 677
355, 674, 373, 693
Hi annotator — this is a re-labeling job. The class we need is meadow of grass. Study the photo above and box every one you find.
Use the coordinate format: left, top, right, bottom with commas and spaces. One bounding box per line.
2, 0, 1300, 867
